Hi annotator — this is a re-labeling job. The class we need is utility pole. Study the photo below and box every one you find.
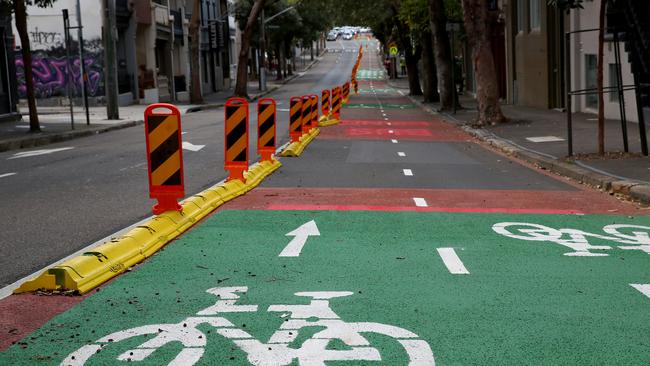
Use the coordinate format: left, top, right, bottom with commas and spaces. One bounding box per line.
259, 9, 266, 92
76, 0, 90, 125
103, 0, 119, 119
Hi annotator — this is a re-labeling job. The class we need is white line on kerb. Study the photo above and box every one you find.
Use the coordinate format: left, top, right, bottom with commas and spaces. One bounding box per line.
437, 248, 470, 274
391, 139, 398, 144
413, 197, 428, 207
397, 152, 406, 157
403, 169, 413, 176
631, 284, 650, 299
0, 172, 17, 179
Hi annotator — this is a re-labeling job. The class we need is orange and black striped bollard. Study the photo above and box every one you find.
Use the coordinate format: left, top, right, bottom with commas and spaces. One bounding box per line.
301, 95, 311, 135
224, 97, 249, 182
144, 103, 185, 215
332, 86, 342, 121
289, 96, 302, 143
321, 89, 331, 118
310, 95, 319, 129
257, 98, 276, 162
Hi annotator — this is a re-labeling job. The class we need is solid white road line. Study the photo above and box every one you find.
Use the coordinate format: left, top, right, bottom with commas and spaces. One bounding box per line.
0, 172, 17, 179
413, 197, 428, 207
8, 147, 74, 159
397, 152, 406, 157
403, 169, 413, 176
631, 284, 650, 299
437, 248, 470, 274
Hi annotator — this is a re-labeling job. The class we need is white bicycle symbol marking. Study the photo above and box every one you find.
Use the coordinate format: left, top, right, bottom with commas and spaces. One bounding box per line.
493, 222, 650, 257
62, 286, 435, 365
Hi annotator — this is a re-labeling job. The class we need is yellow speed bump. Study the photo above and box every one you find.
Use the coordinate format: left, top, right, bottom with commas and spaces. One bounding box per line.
15, 159, 282, 294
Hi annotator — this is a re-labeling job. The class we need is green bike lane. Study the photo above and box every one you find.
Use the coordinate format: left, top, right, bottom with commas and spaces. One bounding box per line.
2, 40, 650, 365
1, 209, 649, 365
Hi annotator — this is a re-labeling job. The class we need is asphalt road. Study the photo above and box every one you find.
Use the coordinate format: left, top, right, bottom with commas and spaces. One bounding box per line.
2, 38, 649, 364
0, 40, 362, 288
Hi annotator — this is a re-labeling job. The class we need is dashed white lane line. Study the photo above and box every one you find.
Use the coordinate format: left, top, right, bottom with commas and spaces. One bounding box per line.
437, 248, 470, 275
387, 122, 392, 126
391, 139, 398, 144
403, 169, 413, 176
631, 284, 650, 299
388, 130, 394, 134
0, 172, 16, 179
413, 197, 428, 207
397, 152, 406, 157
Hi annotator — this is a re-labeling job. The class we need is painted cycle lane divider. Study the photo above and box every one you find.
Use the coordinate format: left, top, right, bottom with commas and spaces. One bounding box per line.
15, 99, 283, 295
3, 210, 650, 365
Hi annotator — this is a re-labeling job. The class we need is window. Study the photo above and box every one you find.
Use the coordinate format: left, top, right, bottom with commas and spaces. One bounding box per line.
609, 63, 621, 102
517, 0, 527, 33
585, 54, 598, 109
530, 0, 541, 30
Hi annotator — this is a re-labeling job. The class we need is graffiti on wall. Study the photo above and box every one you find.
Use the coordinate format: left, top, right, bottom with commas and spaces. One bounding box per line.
15, 39, 104, 99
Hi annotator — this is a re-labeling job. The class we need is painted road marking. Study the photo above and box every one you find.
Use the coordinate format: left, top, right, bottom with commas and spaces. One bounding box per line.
413, 197, 428, 207
388, 130, 394, 134
182, 141, 206, 152
526, 136, 565, 143
391, 139, 398, 143
279, 220, 321, 257
437, 248, 470, 274
630, 284, 650, 299
0, 172, 16, 179
8, 147, 74, 159
398, 152, 406, 157
403, 169, 413, 176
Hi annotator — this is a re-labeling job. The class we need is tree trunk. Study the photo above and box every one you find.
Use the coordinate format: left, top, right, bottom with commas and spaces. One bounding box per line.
392, 6, 422, 96
428, 0, 455, 110
234, 0, 266, 98
461, 0, 506, 125
405, 45, 423, 96
14, 0, 39, 132
189, 0, 202, 103
421, 30, 439, 103
597, 0, 606, 155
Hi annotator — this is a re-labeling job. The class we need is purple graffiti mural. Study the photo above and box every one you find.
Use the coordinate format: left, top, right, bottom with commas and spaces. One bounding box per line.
15, 40, 104, 99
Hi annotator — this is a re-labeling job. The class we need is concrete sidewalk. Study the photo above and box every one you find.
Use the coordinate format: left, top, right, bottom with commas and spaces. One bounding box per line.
0, 53, 324, 153
389, 78, 650, 204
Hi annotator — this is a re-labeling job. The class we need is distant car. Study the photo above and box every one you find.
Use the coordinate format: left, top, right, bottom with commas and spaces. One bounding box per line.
327, 32, 338, 41
342, 32, 353, 40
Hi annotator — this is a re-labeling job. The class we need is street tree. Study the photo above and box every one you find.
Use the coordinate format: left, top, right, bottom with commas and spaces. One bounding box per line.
428, 0, 460, 110
234, 0, 266, 98
1, 0, 58, 133
399, 0, 439, 102
460, 0, 505, 125
188, 0, 202, 104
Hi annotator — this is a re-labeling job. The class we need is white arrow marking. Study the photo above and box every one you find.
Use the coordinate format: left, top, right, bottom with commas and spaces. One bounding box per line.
279, 220, 320, 257
631, 284, 650, 299
8, 147, 74, 159
182, 141, 205, 152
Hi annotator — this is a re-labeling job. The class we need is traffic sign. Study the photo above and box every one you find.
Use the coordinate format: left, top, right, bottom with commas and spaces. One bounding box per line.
388, 41, 398, 56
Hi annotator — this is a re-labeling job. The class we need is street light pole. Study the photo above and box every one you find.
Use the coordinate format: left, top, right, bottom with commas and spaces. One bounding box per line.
259, 9, 266, 91
75, 0, 90, 125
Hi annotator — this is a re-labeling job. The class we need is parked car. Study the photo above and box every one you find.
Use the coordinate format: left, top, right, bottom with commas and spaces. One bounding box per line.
327, 32, 338, 41
342, 32, 353, 40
